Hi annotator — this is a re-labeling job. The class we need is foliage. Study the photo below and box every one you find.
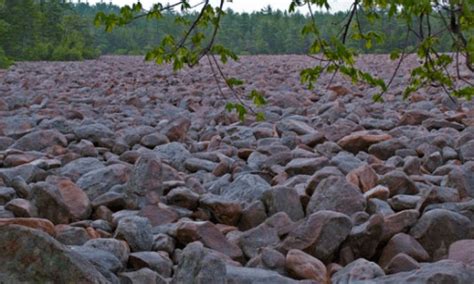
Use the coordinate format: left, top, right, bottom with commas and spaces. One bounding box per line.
0, 0, 99, 65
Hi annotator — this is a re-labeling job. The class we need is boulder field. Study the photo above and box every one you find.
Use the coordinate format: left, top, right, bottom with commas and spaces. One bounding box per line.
0, 55, 473, 283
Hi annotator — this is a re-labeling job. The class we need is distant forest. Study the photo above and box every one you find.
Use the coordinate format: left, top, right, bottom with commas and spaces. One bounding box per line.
0, 1, 454, 67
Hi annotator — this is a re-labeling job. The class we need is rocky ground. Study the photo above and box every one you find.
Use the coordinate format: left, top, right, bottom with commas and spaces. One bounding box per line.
0, 55, 473, 283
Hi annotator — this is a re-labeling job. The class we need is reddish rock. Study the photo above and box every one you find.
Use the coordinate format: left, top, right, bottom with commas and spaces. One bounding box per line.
47, 176, 91, 221
176, 220, 243, 260
337, 130, 392, 153
379, 233, 429, 269
382, 210, 419, 241
346, 164, 379, 192
363, 185, 390, 200
0, 217, 55, 236
385, 253, 421, 274
286, 249, 328, 283
138, 205, 179, 227
4, 198, 37, 217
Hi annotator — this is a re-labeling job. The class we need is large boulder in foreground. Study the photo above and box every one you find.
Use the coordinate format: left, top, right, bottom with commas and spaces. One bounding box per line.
0, 224, 107, 283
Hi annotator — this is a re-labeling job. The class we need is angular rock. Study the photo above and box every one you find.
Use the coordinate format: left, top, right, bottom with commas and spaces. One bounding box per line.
74, 123, 114, 144
200, 194, 242, 226
331, 258, 385, 284
262, 186, 304, 221
176, 221, 242, 259
172, 242, 227, 284
70, 245, 122, 282
346, 164, 378, 192
55, 225, 90, 245
378, 170, 418, 197
347, 214, 384, 259
409, 209, 471, 260
59, 157, 105, 182
119, 268, 167, 284
307, 176, 366, 216
154, 142, 191, 172
114, 216, 153, 252
4, 198, 37, 217
219, 174, 271, 204
47, 176, 91, 220
382, 209, 419, 241
239, 223, 280, 259
378, 233, 429, 269
76, 164, 130, 201
280, 210, 352, 263
384, 253, 420, 274
10, 130, 67, 151
166, 186, 199, 210
129, 251, 173, 277
84, 238, 130, 265
285, 157, 329, 176
246, 247, 286, 275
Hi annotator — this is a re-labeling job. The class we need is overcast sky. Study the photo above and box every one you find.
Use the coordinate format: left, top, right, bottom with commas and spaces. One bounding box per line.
85, 0, 353, 12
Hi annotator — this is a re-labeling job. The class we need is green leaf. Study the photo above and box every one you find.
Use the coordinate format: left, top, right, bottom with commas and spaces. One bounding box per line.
249, 90, 266, 107
226, 78, 244, 87
390, 50, 401, 60
256, 112, 265, 121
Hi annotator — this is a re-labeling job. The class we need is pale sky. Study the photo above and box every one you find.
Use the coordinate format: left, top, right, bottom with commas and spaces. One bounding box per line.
85, 0, 353, 12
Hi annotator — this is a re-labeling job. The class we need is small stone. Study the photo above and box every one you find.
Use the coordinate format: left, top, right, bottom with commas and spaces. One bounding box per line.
166, 186, 199, 210
119, 268, 167, 284
129, 251, 173, 277
378, 233, 429, 269
280, 210, 352, 263
286, 249, 327, 283
388, 194, 421, 211
176, 220, 242, 260
346, 164, 378, 192
4, 198, 37, 217
285, 157, 329, 176
262, 186, 304, 221
0, 187, 16, 205
84, 238, 130, 265
55, 225, 90, 245
410, 209, 471, 260
363, 185, 390, 200
382, 209, 419, 241
200, 194, 242, 226
337, 130, 392, 154
331, 258, 384, 283
384, 253, 420, 274
238, 201, 267, 230
152, 233, 176, 254
422, 151, 443, 173
378, 170, 418, 197
114, 216, 153, 252
306, 176, 366, 216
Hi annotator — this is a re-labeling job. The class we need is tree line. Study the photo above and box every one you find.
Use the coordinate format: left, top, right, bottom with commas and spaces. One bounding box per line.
0, 1, 455, 68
